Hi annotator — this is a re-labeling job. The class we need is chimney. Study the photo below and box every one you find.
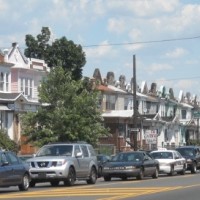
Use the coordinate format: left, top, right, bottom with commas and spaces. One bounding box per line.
12, 42, 18, 47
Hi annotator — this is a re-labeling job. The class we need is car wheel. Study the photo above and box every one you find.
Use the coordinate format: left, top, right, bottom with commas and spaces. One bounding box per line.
98, 166, 102, 178
191, 162, 197, 174
64, 167, 76, 186
50, 181, 60, 187
136, 167, 144, 180
168, 165, 174, 176
29, 180, 36, 187
179, 164, 186, 175
87, 167, 97, 184
18, 174, 30, 191
152, 167, 159, 179
104, 176, 111, 181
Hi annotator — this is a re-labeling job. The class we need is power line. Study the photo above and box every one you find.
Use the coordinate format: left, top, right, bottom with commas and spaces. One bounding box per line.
1, 35, 200, 49
145, 76, 200, 82
82, 35, 200, 48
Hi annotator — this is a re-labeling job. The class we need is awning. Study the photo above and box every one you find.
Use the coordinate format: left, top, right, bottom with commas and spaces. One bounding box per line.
0, 104, 11, 111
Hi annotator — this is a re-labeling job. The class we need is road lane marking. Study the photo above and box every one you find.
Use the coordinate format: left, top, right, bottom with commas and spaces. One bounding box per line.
0, 186, 185, 199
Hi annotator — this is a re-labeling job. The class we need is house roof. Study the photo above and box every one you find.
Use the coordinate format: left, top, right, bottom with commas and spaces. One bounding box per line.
97, 85, 112, 92
0, 93, 22, 101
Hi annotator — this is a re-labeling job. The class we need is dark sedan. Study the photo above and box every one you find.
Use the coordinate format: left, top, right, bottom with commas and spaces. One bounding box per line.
0, 150, 30, 191
176, 146, 200, 173
102, 151, 159, 181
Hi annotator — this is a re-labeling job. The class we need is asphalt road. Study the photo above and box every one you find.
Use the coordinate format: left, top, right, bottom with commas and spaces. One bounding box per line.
0, 171, 200, 200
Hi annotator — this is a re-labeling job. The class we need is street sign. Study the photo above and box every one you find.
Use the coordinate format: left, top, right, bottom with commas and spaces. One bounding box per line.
145, 130, 157, 144
193, 111, 200, 118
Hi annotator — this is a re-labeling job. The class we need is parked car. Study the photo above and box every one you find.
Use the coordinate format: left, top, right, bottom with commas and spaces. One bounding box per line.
0, 150, 30, 191
27, 142, 98, 187
18, 154, 34, 162
97, 154, 111, 177
150, 149, 186, 176
176, 146, 200, 173
102, 151, 159, 181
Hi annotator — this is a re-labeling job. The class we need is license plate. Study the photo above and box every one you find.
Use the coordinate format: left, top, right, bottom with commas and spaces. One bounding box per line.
38, 172, 46, 178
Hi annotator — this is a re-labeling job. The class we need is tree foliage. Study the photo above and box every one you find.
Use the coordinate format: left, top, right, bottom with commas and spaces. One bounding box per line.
21, 67, 108, 147
0, 130, 19, 152
24, 27, 86, 80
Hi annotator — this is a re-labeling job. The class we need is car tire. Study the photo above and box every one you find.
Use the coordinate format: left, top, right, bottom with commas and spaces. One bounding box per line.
191, 162, 197, 174
168, 165, 174, 176
98, 166, 102, 178
104, 176, 111, 181
179, 164, 186, 175
136, 167, 144, 180
87, 167, 97, 184
64, 167, 76, 186
50, 181, 60, 187
18, 174, 30, 191
152, 167, 159, 179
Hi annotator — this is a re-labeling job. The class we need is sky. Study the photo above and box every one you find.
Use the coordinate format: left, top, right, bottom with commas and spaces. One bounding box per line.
0, 0, 200, 99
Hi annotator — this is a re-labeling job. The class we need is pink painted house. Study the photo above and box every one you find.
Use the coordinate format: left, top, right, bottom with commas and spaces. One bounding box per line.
0, 43, 50, 153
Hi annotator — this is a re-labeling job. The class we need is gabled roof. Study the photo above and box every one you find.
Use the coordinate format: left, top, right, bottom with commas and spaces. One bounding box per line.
0, 93, 22, 101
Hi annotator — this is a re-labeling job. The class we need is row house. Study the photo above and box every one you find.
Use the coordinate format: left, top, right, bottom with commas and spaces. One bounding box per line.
0, 43, 49, 153
93, 68, 199, 152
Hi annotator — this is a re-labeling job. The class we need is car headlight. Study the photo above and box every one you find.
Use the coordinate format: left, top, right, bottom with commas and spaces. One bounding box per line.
56, 160, 67, 166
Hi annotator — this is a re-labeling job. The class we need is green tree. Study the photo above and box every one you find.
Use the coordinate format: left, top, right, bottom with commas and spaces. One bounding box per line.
21, 67, 108, 147
0, 130, 19, 152
24, 27, 86, 80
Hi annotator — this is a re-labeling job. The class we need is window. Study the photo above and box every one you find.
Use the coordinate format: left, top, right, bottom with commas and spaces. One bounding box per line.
181, 110, 186, 119
124, 98, 128, 110
20, 77, 33, 98
0, 72, 4, 91
81, 145, 89, 157
106, 95, 115, 110
5, 73, 9, 91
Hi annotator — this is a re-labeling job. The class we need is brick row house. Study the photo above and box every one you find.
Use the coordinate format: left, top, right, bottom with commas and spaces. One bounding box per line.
93, 68, 199, 153
0, 43, 50, 153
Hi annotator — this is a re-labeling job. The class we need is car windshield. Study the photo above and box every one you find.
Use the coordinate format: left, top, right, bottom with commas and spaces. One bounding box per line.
112, 152, 142, 162
36, 145, 73, 157
176, 148, 195, 156
151, 152, 173, 159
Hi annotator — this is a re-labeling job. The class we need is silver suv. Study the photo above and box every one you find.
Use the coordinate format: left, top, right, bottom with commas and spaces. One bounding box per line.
27, 142, 98, 187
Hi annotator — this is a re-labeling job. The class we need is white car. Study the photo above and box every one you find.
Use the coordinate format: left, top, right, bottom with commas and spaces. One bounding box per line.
150, 150, 186, 176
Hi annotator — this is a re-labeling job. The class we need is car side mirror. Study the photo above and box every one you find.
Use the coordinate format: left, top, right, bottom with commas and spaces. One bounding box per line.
2, 161, 9, 166
75, 152, 82, 158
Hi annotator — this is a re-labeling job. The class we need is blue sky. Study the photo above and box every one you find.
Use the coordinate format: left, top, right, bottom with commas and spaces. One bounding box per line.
1, 0, 200, 98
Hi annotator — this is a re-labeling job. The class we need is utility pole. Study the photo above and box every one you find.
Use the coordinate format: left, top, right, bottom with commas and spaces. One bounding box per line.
133, 55, 138, 151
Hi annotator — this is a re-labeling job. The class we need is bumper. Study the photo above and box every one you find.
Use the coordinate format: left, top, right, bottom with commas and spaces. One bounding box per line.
159, 165, 171, 174
30, 167, 68, 181
102, 168, 140, 178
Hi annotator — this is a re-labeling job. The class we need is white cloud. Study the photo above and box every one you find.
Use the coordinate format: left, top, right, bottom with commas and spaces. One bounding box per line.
0, 0, 8, 12
107, 18, 126, 34
165, 48, 188, 58
84, 40, 114, 58
149, 63, 173, 72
